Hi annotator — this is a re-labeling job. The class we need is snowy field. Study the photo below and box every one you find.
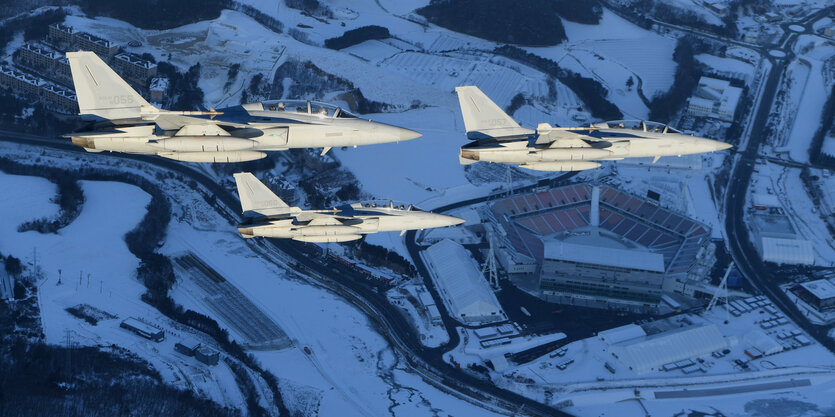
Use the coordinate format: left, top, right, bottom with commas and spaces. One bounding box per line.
0, 171, 249, 409
496, 305, 835, 416
0, 142, 507, 416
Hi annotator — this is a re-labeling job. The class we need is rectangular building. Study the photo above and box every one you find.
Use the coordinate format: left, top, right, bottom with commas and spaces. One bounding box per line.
47, 23, 76, 49
40, 83, 78, 113
114, 53, 157, 86
16, 43, 61, 72
74, 32, 118, 58
0, 64, 45, 100
540, 241, 666, 309
795, 279, 835, 311
687, 76, 742, 122
120, 317, 164, 342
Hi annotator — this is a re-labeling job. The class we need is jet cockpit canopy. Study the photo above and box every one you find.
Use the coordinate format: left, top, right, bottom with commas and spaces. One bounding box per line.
260, 100, 358, 119
603, 120, 681, 134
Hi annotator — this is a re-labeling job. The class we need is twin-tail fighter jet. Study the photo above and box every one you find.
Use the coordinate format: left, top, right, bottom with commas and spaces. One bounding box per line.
454, 86, 732, 172
64, 51, 421, 163
233, 172, 465, 243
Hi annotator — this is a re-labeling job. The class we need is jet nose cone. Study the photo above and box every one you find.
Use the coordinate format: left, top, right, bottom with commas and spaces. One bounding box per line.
442, 215, 466, 227
714, 140, 733, 151
398, 127, 422, 142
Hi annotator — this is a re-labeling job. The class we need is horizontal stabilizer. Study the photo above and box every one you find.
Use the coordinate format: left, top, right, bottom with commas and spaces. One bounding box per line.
233, 172, 295, 217
455, 86, 534, 140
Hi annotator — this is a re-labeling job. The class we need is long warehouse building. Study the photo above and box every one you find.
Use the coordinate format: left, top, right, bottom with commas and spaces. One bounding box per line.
422, 239, 506, 324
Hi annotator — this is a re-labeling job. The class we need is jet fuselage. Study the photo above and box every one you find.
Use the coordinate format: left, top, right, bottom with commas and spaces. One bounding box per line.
71, 101, 420, 162
238, 201, 464, 243
459, 122, 733, 171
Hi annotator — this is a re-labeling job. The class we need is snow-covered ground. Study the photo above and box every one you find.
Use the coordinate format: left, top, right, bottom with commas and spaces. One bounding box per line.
750, 163, 835, 266
0, 171, 247, 410
495, 302, 835, 416
770, 35, 835, 163
0, 142, 508, 416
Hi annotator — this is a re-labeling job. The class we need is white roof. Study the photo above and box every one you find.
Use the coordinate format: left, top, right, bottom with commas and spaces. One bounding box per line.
544, 241, 665, 273
610, 324, 727, 374
761, 237, 814, 265
423, 239, 504, 323
424, 239, 505, 321
743, 330, 783, 355
599, 323, 647, 344
699, 76, 731, 89
800, 279, 835, 301
752, 193, 781, 207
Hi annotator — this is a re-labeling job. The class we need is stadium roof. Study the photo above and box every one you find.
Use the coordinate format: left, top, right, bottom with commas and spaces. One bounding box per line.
610, 324, 727, 374
422, 239, 505, 323
800, 279, 835, 301
544, 241, 665, 273
761, 237, 814, 265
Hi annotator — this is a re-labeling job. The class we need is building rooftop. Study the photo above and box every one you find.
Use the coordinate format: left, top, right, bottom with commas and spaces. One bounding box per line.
609, 324, 728, 374
544, 240, 666, 273
753, 213, 796, 236
76, 32, 113, 48
422, 239, 504, 322
116, 53, 157, 69
761, 237, 814, 265
150, 77, 169, 91
800, 279, 835, 301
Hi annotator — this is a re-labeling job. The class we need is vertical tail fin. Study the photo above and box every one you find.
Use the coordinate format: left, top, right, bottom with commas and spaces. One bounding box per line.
66, 51, 155, 121
233, 172, 294, 217
455, 86, 534, 140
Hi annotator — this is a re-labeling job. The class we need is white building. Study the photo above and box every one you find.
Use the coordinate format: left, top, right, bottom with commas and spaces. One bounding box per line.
608, 324, 727, 374
540, 241, 666, 309
761, 237, 814, 265
687, 76, 743, 122
422, 239, 506, 324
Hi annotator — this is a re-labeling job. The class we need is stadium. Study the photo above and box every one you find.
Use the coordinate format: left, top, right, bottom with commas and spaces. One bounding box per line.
486, 182, 716, 313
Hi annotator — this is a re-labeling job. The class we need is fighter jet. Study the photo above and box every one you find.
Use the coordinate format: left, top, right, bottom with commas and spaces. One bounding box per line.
455, 86, 732, 172
233, 172, 465, 242
63, 51, 421, 162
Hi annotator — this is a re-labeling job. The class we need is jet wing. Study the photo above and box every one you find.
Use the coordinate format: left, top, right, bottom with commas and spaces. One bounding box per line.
175, 124, 231, 136
150, 114, 250, 131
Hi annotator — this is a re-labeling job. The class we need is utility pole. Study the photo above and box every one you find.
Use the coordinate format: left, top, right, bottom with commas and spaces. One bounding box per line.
481, 228, 500, 289
57, 269, 62, 285
707, 263, 733, 324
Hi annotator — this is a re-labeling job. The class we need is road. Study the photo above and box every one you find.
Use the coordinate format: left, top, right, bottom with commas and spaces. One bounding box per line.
0, 132, 571, 416
719, 8, 835, 353
598, 0, 835, 352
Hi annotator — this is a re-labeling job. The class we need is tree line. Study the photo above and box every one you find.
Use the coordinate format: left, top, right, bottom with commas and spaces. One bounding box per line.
77, 0, 225, 30
648, 37, 706, 123
325, 25, 391, 50
494, 45, 623, 120
0, 159, 290, 415
418, 0, 602, 47
0, 157, 85, 234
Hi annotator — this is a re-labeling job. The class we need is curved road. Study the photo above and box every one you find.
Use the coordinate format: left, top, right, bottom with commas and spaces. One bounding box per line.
0, 132, 570, 416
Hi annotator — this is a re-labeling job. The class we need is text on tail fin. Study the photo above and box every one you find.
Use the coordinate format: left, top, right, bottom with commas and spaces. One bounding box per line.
67, 51, 154, 121
455, 86, 534, 140
233, 172, 290, 216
